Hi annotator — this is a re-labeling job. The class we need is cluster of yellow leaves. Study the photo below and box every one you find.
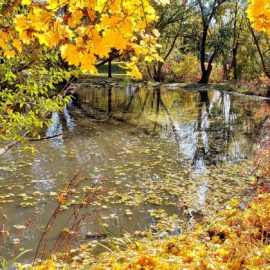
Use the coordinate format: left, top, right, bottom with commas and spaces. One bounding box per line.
247, 0, 270, 36
0, 0, 165, 78
32, 192, 270, 269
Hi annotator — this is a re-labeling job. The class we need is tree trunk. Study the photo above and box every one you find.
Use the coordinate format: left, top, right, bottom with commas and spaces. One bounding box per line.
153, 61, 163, 82
198, 25, 216, 84
230, 1, 243, 81
231, 46, 238, 80
199, 65, 212, 84
197, 0, 228, 84
199, 27, 208, 84
267, 85, 270, 99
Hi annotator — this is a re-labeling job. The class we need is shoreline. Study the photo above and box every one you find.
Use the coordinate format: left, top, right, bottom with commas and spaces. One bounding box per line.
75, 75, 270, 101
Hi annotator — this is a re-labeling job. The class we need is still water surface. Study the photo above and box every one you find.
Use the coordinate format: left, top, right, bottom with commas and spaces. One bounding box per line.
0, 85, 267, 261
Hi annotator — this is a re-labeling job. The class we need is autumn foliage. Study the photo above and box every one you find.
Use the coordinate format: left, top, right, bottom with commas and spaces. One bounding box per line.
1, 0, 162, 78
247, 0, 270, 36
31, 192, 270, 270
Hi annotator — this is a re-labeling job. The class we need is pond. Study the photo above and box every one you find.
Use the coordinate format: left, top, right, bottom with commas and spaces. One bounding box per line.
0, 84, 267, 262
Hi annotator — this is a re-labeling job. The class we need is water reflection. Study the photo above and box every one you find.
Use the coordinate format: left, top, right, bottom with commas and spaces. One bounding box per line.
46, 112, 62, 137
78, 86, 258, 168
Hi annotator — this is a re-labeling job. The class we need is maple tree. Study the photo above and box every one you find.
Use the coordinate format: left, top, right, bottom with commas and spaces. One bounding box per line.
0, 0, 164, 146
2, 0, 162, 77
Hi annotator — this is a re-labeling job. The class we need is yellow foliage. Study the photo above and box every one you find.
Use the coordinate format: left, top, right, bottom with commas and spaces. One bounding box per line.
32, 192, 270, 269
33, 259, 55, 270
12, 39, 23, 52
1, 0, 161, 78
247, 0, 270, 36
21, 0, 32, 6
4, 50, 15, 58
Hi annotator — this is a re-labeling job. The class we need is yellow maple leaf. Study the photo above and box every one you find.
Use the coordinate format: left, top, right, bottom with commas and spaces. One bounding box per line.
80, 54, 97, 73
15, 15, 28, 32
0, 31, 9, 50
60, 44, 81, 66
36, 32, 60, 47
12, 39, 22, 52
87, 8, 97, 21
4, 50, 15, 59
47, 0, 58, 9
68, 8, 84, 28
21, 0, 31, 5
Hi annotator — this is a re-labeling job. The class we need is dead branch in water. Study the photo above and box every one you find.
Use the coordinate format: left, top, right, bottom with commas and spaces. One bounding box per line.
27, 133, 63, 141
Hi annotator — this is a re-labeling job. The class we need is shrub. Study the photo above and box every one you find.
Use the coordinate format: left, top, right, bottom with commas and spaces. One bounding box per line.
171, 53, 200, 82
